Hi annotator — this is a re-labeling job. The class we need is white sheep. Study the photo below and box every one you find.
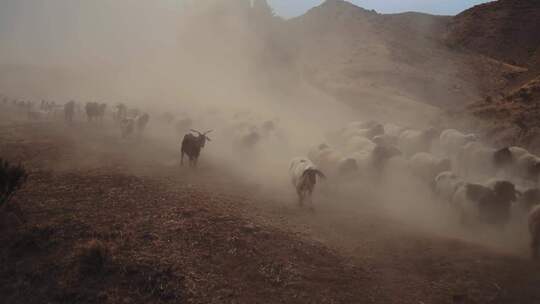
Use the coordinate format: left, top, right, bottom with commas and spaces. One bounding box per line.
372, 134, 398, 147
345, 136, 376, 154
456, 142, 508, 181
383, 123, 407, 138
350, 144, 402, 179
397, 128, 438, 157
308, 144, 359, 179
439, 129, 477, 158
409, 152, 452, 183
340, 121, 384, 142
434, 171, 465, 204
289, 158, 326, 207
508, 147, 540, 183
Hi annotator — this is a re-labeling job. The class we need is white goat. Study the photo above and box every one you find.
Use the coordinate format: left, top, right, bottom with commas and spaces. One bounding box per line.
289, 158, 326, 208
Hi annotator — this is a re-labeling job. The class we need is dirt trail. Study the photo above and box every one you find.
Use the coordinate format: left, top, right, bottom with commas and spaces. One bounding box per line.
1, 119, 540, 304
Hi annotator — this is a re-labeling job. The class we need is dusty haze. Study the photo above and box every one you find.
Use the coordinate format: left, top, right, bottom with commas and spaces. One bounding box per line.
0, 0, 527, 255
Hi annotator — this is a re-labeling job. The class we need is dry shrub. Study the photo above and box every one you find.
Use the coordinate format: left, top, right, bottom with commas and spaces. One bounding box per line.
0, 159, 28, 206
78, 239, 112, 276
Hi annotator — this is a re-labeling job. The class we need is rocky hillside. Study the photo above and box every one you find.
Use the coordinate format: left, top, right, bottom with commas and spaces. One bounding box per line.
446, 0, 540, 71
289, 0, 477, 114
449, 0, 540, 150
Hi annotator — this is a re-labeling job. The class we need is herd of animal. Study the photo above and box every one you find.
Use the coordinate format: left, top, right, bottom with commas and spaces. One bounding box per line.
293, 120, 540, 259
3, 95, 540, 258
1, 97, 151, 140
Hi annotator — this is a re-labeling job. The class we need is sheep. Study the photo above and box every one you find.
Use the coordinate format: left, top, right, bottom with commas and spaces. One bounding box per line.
181, 129, 212, 167
235, 126, 262, 151
439, 129, 477, 158
289, 157, 326, 207
307, 144, 331, 163
509, 148, 540, 183
384, 123, 407, 138
113, 103, 127, 123
528, 205, 540, 259
351, 144, 402, 179
135, 113, 150, 136
452, 180, 518, 228
27, 109, 49, 121
434, 171, 465, 204
345, 136, 376, 154
120, 117, 136, 139
85, 102, 107, 122
64, 101, 75, 123
397, 128, 438, 157
456, 142, 513, 180
372, 134, 398, 147
308, 144, 359, 178
409, 152, 451, 183
514, 188, 540, 219
341, 122, 384, 141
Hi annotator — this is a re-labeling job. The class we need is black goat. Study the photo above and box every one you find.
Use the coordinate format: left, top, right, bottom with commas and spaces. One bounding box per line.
181, 129, 212, 167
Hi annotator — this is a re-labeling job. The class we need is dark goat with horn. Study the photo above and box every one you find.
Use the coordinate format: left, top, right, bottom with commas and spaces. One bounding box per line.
181, 129, 212, 167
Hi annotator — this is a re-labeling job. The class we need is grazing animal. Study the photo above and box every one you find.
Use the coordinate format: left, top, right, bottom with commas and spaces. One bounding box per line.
341, 122, 384, 142
528, 205, 540, 259
85, 102, 107, 122
135, 113, 150, 136
352, 144, 402, 171
517, 188, 540, 215
308, 144, 358, 178
120, 118, 136, 139
181, 129, 212, 167
434, 171, 465, 204
64, 100, 75, 123
509, 147, 540, 182
372, 134, 398, 147
457, 142, 513, 179
409, 152, 451, 183
439, 129, 477, 158
452, 180, 517, 228
113, 103, 127, 123
384, 123, 407, 137
398, 128, 438, 157
289, 158, 326, 207
27, 110, 48, 120
238, 128, 261, 150
345, 136, 376, 154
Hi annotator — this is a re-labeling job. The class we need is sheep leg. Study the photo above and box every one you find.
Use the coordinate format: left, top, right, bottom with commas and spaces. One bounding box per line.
296, 188, 304, 206
308, 191, 315, 211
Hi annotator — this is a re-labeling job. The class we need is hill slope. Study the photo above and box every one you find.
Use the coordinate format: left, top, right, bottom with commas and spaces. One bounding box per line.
289, 0, 478, 114
449, 0, 540, 150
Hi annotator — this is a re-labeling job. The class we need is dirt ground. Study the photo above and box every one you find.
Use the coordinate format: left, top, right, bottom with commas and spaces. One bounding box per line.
1, 113, 540, 304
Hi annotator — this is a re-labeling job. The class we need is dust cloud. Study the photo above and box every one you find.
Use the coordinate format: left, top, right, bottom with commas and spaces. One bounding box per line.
0, 0, 529, 256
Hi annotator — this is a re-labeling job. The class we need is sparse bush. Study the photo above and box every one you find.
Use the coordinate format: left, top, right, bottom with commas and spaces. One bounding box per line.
78, 239, 112, 276
0, 158, 28, 220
